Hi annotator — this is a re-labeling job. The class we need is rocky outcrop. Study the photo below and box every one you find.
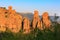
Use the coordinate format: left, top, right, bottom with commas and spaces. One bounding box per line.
42, 12, 51, 29
0, 6, 23, 33
23, 17, 30, 34
32, 10, 43, 30
0, 6, 52, 33
32, 10, 40, 29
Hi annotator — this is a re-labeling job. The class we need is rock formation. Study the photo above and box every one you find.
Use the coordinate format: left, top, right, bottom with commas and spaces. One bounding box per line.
0, 7, 7, 32
37, 19, 43, 30
32, 10, 42, 30
32, 10, 39, 29
7, 6, 23, 33
23, 17, 30, 34
42, 12, 51, 29
0, 6, 52, 34
0, 25, 6, 32
0, 6, 23, 33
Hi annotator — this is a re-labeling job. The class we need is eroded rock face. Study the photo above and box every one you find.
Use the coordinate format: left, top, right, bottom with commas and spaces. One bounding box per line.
0, 6, 23, 33
37, 19, 43, 30
7, 7, 23, 33
32, 10, 42, 30
32, 10, 39, 29
42, 12, 51, 29
0, 7, 7, 32
0, 6, 52, 33
23, 17, 30, 34
0, 25, 6, 32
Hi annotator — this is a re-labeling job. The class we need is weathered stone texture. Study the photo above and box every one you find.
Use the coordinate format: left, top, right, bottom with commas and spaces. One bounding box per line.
32, 10, 42, 30
23, 17, 30, 34
42, 12, 51, 29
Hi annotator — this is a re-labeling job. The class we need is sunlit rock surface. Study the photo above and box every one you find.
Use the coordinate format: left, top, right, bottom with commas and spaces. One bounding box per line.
0, 6, 23, 33
37, 19, 43, 30
0, 7, 7, 32
42, 12, 51, 29
32, 10, 43, 30
0, 6, 52, 33
23, 17, 30, 34
32, 10, 40, 29
8, 6, 23, 33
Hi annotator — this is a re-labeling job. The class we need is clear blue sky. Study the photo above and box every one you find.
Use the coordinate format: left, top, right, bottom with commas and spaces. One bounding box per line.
0, 0, 60, 16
